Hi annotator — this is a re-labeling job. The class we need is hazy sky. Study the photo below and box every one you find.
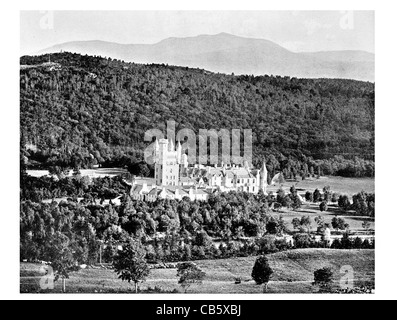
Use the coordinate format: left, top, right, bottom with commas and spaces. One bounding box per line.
20, 11, 374, 55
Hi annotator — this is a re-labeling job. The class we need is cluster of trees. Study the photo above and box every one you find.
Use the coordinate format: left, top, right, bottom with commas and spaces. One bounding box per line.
338, 192, 375, 217
303, 187, 375, 217
305, 186, 337, 204
20, 52, 374, 177
330, 234, 374, 250
112, 237, 206, 293
20, 190, 274, 264
292, 232, 374, 249
20, 170, 375, 274
20, 174, 130, 203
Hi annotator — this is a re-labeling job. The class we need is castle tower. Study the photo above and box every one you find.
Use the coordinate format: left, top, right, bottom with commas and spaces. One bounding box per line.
243, 160, 250, 170
168, 139, 174, 152
153, 138, 159, 163
176, 141, 182, 164
181, 153, 188, 169
154, 139, 180, 186
260, 158, 268, 193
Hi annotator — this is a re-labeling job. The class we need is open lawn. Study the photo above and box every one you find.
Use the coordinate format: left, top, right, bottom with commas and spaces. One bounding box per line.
27, 167, 128, 178
20, 249, 374, 294
267, 176, 374, 198
267, 176, 375, 232
272, 202, 375, 232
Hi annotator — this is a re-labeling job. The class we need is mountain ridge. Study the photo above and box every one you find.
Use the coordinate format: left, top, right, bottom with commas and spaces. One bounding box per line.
38, 33, 374, 81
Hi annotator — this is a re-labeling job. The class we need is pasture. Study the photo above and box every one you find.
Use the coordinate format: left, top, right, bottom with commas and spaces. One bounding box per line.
20, 249, 374, 294
267, 176, 374, 198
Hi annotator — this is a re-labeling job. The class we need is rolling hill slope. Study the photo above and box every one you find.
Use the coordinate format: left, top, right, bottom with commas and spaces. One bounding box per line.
20, 52, 375, 176
20, 249, 375, 293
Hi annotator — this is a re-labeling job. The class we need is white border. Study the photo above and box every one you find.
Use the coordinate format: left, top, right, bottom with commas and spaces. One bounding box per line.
1, 0, 396, 300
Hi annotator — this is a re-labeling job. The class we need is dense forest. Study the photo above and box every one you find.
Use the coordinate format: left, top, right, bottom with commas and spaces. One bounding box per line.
20, 52, 375, 177
20, 175, 375, 264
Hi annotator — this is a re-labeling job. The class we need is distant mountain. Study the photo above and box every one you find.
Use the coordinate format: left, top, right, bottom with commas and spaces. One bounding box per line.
39, 32, 374, 82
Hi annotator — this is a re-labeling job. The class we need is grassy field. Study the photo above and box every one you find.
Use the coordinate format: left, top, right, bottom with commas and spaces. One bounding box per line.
27, 167, 128, 178
20, 249, 374, 294
267, 176, 374, 198
266, 176, 375, 232
272, 202, 375, 232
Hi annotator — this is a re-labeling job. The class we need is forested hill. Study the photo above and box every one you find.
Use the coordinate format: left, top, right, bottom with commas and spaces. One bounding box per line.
20, 52, 375, 177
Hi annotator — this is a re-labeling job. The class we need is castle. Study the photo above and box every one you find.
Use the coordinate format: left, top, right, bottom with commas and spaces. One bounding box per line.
130, 138, 268, 202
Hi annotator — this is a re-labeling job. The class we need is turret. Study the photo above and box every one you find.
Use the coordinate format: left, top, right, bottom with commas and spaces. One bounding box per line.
260, 158, 268, 193
168, 139, 174, 152
243, 160, 250, 170
181, 153, 188, 169
176, 141, 182, 164
153, 138, 159, 163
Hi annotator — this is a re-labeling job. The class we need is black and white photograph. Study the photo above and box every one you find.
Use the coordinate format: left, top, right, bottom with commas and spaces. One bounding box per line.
1, 0, 396, 304
18, 9, 377, 295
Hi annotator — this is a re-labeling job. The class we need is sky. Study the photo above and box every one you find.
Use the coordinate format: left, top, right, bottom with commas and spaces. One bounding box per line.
20, 11, 374, 55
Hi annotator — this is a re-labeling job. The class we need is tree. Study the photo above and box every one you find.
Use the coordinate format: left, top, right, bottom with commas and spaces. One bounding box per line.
319, 201, 328, 212
290, 185, 297, 196
176, 262, 206, 293
313, 267, 333, 292
292, 217, 301, 231
251, 255, 273, 292
266, 216, 287, 236
128, 161, 151, 177
49, 166, 70, 180
45, 232, 79, 293
331, 216, 349, 232
338, 195, 351, 211
300, 216, 312, 233
313, 189, 321, 203
265, 220, 278, 235
331, 193, 339, 203
293, 233, 313, 248
340, 232, 352, 249
352, 191, 373, 216
291, 216, 311, 233
305, 191, 313, 202
314, 215, 325, 233
291, 194, 302, 211
113, 238, 150, 293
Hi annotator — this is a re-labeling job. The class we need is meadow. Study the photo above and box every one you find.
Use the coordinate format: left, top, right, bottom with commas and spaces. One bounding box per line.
267, 176, 375, 232
267, 176, 374, 198
20, 249, 374, 294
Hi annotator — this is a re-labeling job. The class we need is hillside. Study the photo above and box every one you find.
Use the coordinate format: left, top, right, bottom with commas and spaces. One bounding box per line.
39, 33, 375, 81
20, 249, 375, 293
20, 52, 375, 177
